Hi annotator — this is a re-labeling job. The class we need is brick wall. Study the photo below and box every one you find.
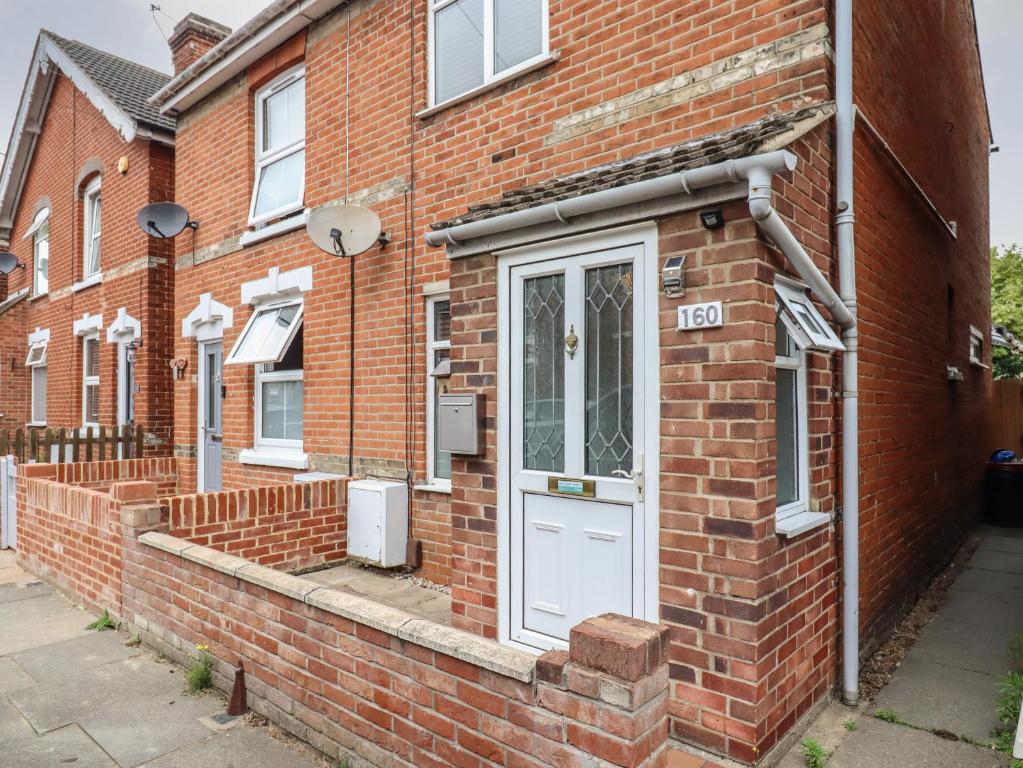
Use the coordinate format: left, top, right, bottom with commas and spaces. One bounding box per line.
124, 528, 672, 768
0, 72, 175, 452
48, 457, 179, 495
165, 477, 348, 571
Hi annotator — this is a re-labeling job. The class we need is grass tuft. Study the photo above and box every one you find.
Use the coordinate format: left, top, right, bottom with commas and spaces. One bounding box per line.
185, 644, 214, 693
874, 708, 905, 725
801, 737, 829, 768
86, 610, 116, 631
842, 718, 858, 732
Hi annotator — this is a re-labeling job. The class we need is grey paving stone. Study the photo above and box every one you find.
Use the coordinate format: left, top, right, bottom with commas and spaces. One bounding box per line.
138, 726, 325, 767
0, 580, 52, 604
827, 716, 1006, 768
969, 549, 1023, 575
910, 616, 1016, 676
12, 630, 144, 684
0, 700, 36, 741
79, 691, 221, 768
0, 594, 93, 655
872, 655, 1003, 744
952, 567, 1023, 598
11, 654, 183, 733
940, 589, 1023, 632
978, 535, 1023, 555
3, 724, 117, 767
0, 656, 35, 694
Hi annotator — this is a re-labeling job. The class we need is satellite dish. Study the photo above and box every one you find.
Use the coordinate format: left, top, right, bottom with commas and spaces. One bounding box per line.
0, 252, 23, 275
307, 205, 381, 257
137, 202, 193, 239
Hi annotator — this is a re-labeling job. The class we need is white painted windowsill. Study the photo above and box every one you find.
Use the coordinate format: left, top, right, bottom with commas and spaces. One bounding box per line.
239, 211, 307, 247
72, 272, 103, 293
239, 448, 309, 470
414, 482, 452, 495
775, 511, 832, 538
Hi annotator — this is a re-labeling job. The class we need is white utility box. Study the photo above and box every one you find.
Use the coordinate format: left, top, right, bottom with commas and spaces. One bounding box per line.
347, 479, 408, 567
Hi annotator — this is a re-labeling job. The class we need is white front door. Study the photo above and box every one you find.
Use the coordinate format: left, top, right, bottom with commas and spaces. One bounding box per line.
506, 236, 652, 650
198, 341, 224, 492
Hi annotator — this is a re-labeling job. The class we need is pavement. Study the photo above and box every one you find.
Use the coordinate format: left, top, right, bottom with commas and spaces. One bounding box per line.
774, 525, 1023, 768
304, 561, 452, 624
0, 550, 330, 768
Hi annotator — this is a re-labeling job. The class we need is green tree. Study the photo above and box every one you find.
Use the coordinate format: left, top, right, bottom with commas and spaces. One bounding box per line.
992, 245, 1023, 379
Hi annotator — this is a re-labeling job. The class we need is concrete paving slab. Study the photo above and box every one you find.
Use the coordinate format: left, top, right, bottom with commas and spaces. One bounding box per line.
4, 724, 117, 767
138, 726, 325, 767
952, 567, 1023, 598
969, 549, 1023, 575
0, 701, 36, 741
0, 593, 93, 655
0, 580, 52, 604
79, 690, 222, 768
827, 716, 1006, 768
12, 630, 144, 683
872, 655, 1002, 744
940, 588, 1023, 632
11, 654, 183, 733
978, 535, 1023, 555
0, 656, 35, 694
911, 616, 1015, 676
304, 563, 452, 624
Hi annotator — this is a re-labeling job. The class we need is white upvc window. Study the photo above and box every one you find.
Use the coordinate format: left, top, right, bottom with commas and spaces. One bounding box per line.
83, 178, 102, 278
969, 325, 986, 367
249, 67, 305, 226
426, 295, 452, 488
82, 332, 100, 427
25, 208, 49, 295
25, 332, 48, 425
775, 313, 809, 521
428, 0, 549, 107
775, 277, 844, 352
226, 298, 304, 454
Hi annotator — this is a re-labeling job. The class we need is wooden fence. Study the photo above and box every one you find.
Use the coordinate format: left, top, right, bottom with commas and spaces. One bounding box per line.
0, 425, 145, 464
993, 379, 1023, 455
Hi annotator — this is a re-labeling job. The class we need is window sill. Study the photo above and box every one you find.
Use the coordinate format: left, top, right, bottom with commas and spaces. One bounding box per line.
72, 272, 103, 293
240, 211, 307, 247
28, 292, 48, 303
775, 511, 832, 538
415, 482, 452, 495
239, 447, 309, 470
25, 422, 47, 429
417, 52, 560, 120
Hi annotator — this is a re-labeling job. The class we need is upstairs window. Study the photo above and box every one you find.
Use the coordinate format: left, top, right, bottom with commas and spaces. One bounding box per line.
429, 0, 548, 106
250, 68, 305, 226
83, 178, 102, 278
25, 208, 49, 295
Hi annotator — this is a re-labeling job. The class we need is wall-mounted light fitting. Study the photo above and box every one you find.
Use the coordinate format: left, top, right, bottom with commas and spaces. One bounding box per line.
699, 208, 725, 230
662, 255, 686, 298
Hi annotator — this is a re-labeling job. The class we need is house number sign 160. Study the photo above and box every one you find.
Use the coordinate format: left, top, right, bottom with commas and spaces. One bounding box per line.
677, 301, 724, 331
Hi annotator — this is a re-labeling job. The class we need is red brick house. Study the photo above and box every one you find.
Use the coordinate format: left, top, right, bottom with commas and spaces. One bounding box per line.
0, 31, 176, 451
139, 0, 991, 763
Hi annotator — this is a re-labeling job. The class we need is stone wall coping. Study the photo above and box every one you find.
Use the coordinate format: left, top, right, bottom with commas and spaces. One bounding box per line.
139, 532, 537, 683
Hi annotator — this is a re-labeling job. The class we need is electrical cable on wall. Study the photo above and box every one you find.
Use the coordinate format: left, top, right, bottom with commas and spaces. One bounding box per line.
403, 0, 419, 532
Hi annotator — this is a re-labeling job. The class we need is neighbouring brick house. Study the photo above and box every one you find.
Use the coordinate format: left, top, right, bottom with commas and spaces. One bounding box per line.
0, 31, 176, 451
34, 0, 986, 764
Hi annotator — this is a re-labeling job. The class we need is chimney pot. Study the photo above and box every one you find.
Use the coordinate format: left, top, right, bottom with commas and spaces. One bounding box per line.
168, 13, 231, 75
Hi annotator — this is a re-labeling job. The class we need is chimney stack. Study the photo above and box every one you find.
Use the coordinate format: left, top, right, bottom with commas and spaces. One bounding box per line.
168, 13, 231, 75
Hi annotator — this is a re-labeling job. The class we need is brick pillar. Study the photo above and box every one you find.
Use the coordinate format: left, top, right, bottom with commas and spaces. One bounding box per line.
537, 614, 671, 768
168, 13, 231, 74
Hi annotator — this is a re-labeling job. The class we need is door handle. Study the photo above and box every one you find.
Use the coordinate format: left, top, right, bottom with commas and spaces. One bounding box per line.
611, 455, 644, 500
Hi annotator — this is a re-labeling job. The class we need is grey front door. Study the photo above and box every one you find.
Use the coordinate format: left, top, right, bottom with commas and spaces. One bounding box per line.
200, 341, 223, 491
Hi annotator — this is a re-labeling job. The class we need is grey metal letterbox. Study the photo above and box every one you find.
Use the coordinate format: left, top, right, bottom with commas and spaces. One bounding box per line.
438, 393, 485, 455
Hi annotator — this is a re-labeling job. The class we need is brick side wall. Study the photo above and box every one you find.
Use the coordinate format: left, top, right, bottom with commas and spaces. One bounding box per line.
49, 457, 179, 495
0, 73, 175, 451
165, 478, 348, 571
124, 530, 672, 768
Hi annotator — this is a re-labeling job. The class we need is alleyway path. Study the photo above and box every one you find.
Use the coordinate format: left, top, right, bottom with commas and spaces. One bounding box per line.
0, 550, 329, 767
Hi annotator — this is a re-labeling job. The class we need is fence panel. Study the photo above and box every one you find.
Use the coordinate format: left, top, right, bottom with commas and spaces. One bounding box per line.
0, 425, 144, 465
0, 456, 16, 549
993, 380, 1023, 454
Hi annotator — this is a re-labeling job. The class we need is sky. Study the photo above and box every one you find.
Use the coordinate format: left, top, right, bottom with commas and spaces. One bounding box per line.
0, 1, 1019, 247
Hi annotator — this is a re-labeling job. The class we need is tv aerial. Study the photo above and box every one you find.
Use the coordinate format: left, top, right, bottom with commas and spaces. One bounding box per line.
136, 202, 198, 239
0, 252, 25, 275
306, 205, 383, 257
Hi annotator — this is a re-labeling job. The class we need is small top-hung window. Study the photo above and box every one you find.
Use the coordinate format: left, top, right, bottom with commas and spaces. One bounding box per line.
225, 300, 304, 366
775, 277, 845, 352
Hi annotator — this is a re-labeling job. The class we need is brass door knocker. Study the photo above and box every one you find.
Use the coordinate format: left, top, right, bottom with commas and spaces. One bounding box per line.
565, 325, 578, 359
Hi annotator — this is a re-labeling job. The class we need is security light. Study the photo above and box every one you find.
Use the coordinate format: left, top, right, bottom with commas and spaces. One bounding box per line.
699, 209, 725, 230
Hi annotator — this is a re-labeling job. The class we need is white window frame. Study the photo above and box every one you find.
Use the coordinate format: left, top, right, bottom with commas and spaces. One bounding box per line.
425, 294, 452, 490
248, 66, 305, 227
427, 0, 550, 108
969, 325, 987, 367
775, 276, 844, 352
24, 208, 49, 296
83, 177, 102, 278
225, 299, 304, 366
82, 331, 100, 428
254, 337, 304, 454
775, 312, 810, 522
26, 329, 48, 427
31, 366, 47, 426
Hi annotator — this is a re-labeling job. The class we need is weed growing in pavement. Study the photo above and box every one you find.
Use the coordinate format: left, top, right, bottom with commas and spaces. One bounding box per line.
842, 718, 858, 732
125, 633, 142, 647
86, 610, 116, 631
874, 708, 905, 725
1008, 633, 1023, 673
801, 737, 829, 768
186, 644, 214, 692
